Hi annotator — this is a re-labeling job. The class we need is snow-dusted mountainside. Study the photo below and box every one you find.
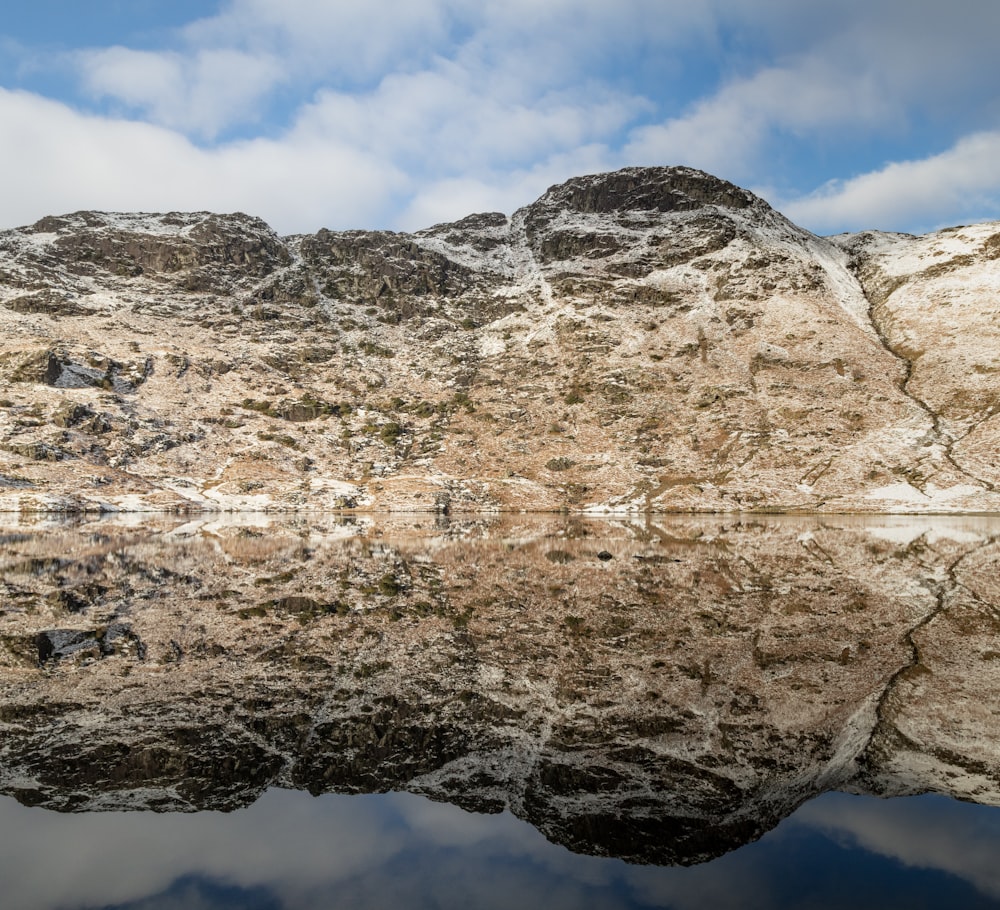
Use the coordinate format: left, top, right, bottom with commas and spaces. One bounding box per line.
1, 166, 999, 513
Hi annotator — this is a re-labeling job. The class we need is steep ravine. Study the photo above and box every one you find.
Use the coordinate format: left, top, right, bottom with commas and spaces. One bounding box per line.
850, 249, 997, 496
834, 224, 1000, 501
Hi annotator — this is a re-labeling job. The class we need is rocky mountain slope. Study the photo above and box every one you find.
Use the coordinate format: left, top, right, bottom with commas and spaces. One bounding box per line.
1, 166, 999, 513
1, 514, 999, 865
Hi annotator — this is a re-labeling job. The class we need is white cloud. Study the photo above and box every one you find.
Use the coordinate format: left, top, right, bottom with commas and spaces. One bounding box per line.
295, 62, 642, 173
16, 0, 667, 232
78, 46, 285, 138
624, 61, 896, 180
797, 793, 1000, 900
4, 0, 1000, 234
0, 790, 407, 910
186, 0, 713, 85
184, 0, 461, 81
68, 0, 704, 142
783, 131, 1000, 234
0, 88, 406, 234
0, 34, 649, 235
0, 790, 639, 910
283, 61, 640, 228
395, 146, 618, 230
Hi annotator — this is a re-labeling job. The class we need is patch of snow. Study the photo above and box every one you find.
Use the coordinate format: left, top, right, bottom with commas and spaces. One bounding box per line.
816, 691, 883, 789
859, 222, 999, 279
15, 231, 59, 249
757, 342, 791, 362
924, 525, 987, 544
809, 237, 879, 335
867, 482, 930, 503
201, 488, 273, 510
80, 211, 210, 237
479, 334, 506, 357
170, 513, 276, 536
863, 524, 928, 545
866, 481, 984, 507
920, 483, 984, 502
98, 495, 157, 513
308, 478, 363, 496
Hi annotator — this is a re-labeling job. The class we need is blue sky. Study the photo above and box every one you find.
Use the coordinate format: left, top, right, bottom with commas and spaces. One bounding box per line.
1, 1, 999, 236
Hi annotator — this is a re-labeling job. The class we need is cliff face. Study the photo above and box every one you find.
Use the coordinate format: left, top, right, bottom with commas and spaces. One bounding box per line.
1, 514, 999, 865
1, 166, 1000, 513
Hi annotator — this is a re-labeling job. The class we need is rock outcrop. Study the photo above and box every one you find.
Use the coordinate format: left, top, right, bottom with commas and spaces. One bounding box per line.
1, 166, 1000, 513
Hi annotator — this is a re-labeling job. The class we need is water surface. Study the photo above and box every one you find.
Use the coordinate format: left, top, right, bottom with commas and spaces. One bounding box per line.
2, 513, 1000, 906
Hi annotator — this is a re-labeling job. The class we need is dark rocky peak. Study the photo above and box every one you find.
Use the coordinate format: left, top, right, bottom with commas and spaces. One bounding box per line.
514, 167, 826, 284
180, 212, 290, 275
27, 211, 201, 235
25, 210, 277, 245
529, 166, 758, 217
422, 211, 508, 233
514, 167, 763, 273
15, 211, 289, 291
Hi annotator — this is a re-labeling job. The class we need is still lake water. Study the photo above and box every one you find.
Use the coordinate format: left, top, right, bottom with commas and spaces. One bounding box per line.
2, 512, 1000, 908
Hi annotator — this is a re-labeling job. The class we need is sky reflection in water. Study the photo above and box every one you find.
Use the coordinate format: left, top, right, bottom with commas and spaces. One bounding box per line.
1, 789, 999, 910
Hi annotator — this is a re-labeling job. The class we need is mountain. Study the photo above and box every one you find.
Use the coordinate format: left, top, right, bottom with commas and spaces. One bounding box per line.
2, 166, 999, 514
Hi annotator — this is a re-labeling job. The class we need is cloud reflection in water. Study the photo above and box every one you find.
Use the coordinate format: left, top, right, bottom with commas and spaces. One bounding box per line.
3, 790, 1000, 910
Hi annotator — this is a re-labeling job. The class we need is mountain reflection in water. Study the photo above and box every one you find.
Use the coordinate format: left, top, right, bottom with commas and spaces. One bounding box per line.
2, 513, 1000, 907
